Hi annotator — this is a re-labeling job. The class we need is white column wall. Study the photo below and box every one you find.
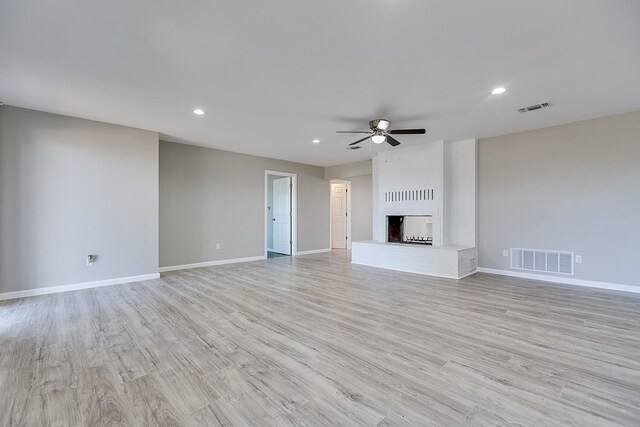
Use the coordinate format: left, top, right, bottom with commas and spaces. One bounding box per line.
444, 139, 477, 247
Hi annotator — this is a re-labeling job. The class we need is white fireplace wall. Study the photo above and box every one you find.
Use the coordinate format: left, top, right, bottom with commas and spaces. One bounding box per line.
444, 139, 477, 247
373, 141, 445, 245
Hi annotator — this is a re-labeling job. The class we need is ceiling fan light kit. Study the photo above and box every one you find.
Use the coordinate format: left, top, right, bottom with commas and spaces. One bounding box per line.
372, 119, 390, 130
371, 134, 386, 144
337, 118, 426, 148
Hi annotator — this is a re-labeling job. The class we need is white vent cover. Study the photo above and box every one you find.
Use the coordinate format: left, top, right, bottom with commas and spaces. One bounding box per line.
511, 248, 573, 275
384, 189, 434, 202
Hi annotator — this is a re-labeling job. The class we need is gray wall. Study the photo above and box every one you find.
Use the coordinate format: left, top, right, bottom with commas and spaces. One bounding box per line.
6, 104, 635, 292
160, 141, 329, 267
325, 159, 372, 180
350, 175, 373, 242
478, 110, 640, 287
0, 106, 159, 293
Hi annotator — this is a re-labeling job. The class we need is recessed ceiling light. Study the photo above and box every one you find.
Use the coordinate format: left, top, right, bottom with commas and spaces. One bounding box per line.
491, 87, 506, 95
312, 139, 320, 144
193, 108, 205, 115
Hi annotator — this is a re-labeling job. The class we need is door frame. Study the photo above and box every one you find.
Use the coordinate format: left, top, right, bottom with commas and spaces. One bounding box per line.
330, 180, 352, 249
265, 170, 297, 257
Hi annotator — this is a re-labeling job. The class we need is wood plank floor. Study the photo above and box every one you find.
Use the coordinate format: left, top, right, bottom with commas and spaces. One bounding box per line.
1, 250, 640, 426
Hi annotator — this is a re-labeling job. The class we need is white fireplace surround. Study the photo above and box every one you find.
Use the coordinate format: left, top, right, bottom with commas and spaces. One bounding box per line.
374, 142, 445, 244
353, 139, 478, 279
352, 241, 477, 279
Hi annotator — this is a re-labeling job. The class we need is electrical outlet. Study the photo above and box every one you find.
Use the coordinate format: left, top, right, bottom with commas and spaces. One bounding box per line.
575, 255, 582, 264
86, 254, 96, 266
216, 243, 221, 250
502, 250, 509, 257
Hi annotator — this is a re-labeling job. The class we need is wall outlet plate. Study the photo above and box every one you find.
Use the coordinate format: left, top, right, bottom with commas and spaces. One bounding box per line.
216, 243, 221, 250
575, 255, 582, 264
86, 254, 96, 266
502, 250, 509, 257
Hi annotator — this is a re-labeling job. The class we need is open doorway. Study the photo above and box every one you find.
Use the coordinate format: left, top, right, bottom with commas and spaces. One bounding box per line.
330, 180, 351, 249
265, 171, 297, 258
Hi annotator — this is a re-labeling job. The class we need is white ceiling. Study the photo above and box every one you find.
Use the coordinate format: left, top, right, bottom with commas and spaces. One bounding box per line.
1, 0, 639, 167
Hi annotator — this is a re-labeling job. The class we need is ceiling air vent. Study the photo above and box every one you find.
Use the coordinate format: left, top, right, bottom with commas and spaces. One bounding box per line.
518, 102, 552, 113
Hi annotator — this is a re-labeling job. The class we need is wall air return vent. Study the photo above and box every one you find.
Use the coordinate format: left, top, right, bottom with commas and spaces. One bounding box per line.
510, 248, 573, 275
518, 102, 552, 113
384, 189, 434, 202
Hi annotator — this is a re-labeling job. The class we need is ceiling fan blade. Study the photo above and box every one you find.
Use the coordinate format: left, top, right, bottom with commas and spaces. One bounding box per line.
388, 129, 426, 135
336, 130, 371, 134
386, 135, 401, 147
349, 136, 371, 146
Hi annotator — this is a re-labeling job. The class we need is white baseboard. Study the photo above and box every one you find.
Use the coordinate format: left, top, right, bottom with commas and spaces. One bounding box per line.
477, 267, 640, 294
458, 269, 478, 279
0, 273, 160, 301
159, 255, 266, 273
295, 248, 332, 256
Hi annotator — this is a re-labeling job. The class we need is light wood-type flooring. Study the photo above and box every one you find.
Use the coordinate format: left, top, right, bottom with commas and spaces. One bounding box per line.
1, 250, 640, 426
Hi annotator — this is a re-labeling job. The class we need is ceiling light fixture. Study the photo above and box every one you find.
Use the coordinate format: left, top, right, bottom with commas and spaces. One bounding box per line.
193, 108, 205, 115
371, 134, 386, 144
312, 139, 320, 144
491, 87, 506, 95
376, 119, 390, 130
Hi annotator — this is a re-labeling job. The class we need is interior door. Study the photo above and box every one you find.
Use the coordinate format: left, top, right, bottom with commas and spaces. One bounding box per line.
332, 183, 347, 248
273, 177, 292, 255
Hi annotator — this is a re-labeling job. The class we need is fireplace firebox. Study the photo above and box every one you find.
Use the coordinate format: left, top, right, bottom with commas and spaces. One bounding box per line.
387, 215, 433, 245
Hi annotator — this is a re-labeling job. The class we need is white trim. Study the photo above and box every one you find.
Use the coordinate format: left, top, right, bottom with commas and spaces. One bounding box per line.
477, 267, 640, 294
296, 248, 332, 256
265, 170, 298, 257
0, 273, 160, 301
346, 182, 352, 249
159, 255, 266, 273
329, 179, 352, 250
458, 269, 478, 279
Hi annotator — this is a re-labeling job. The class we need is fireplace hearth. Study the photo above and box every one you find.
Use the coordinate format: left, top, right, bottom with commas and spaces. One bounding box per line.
387, 215, 433, 245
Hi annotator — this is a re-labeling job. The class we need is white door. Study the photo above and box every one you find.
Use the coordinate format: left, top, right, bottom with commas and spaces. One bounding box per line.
332, 183, 348, 248
273, 177, 292, 255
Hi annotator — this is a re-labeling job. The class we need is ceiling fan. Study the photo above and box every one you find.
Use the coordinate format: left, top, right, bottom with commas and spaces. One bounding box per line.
337, 119, 426, 149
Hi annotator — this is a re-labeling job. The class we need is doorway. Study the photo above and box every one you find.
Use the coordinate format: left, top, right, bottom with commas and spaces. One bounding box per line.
330, 180, 351, 249
265, 171, 297, 258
